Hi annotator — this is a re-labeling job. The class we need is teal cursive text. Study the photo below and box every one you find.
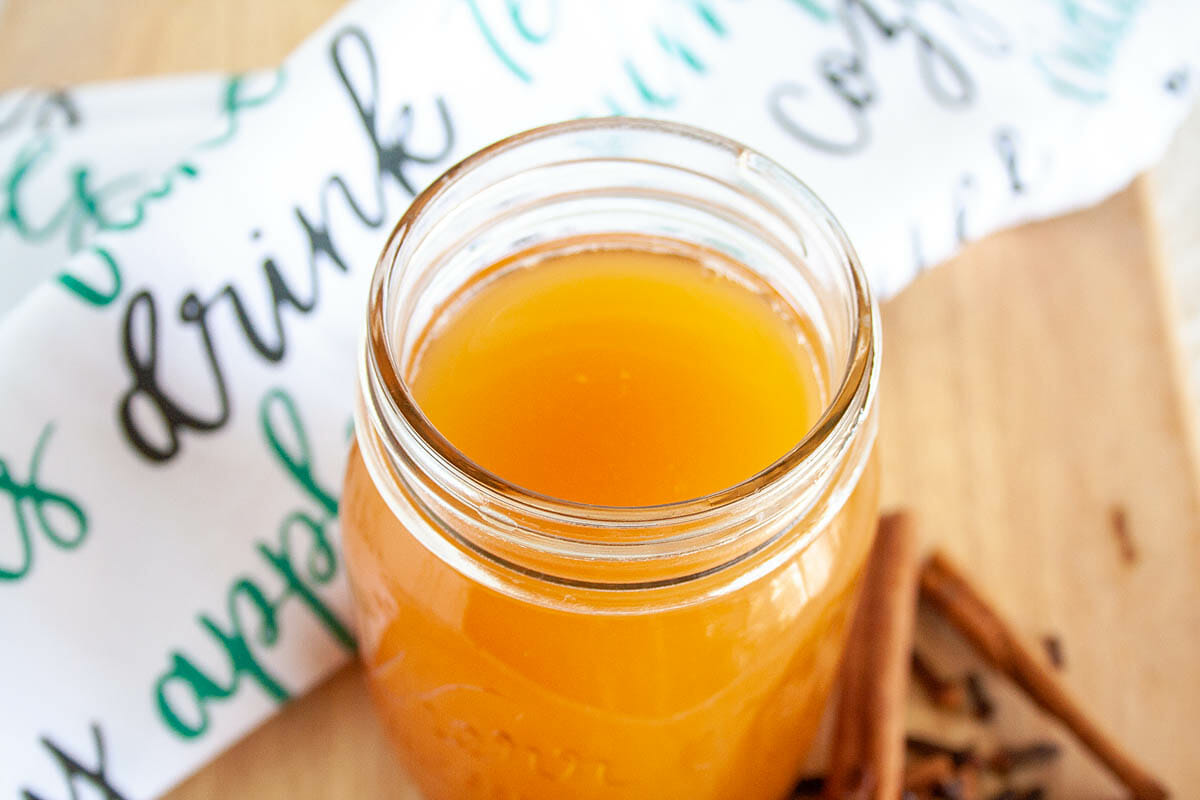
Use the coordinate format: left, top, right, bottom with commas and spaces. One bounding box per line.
152, 387, 354, 740
0, 423, 88, 584
1034, 0, 1144, 103
1, 70, 285, 308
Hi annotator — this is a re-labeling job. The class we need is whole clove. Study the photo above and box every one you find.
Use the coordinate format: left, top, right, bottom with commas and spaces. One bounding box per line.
1109, 505, 1139, 564
933, 782, 964, 800
906, 735, 976, 767
905, 753, 955, 791
985, 789, 1046, 800
1040, 635, 1065, 669
793, 775, 826, 797
987, 741, 1061, 775
965, 671, 996, 721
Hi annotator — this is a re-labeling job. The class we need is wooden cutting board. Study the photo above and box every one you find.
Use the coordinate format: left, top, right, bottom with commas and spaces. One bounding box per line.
5, 1, 1198, 797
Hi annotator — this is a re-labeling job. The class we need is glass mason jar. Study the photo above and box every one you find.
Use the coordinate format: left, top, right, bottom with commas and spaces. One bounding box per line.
343, 118, 880, 800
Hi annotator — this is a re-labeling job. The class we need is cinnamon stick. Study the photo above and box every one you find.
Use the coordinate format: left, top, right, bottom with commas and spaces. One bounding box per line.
920, 552, 1169, 800
823, 512, 921, 800
964, 671, 996, 721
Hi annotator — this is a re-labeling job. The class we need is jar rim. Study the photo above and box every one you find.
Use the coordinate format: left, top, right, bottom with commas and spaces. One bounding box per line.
363, 117, 878, 528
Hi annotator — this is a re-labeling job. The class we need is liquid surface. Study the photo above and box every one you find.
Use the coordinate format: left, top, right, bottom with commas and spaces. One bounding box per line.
409, 240, 823, 506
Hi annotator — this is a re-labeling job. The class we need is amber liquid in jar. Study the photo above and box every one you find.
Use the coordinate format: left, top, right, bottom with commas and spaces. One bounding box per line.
343, 234, 880, 800
409, 236, 824, 506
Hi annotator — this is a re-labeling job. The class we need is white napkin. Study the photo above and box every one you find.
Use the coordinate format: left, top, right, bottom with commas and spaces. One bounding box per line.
2, 1, 1196, 796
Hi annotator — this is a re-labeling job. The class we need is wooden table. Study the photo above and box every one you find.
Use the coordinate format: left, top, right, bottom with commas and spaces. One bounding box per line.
4, 2, 1198, 797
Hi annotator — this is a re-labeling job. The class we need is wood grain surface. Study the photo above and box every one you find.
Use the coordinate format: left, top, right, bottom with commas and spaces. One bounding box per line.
4, 1, 1197, 798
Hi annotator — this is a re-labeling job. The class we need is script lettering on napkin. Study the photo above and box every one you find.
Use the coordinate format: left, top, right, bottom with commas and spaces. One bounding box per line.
769, 0, 1009, 154
19, 723, 129, 800
1034, 0, 1145, 103
116, 27, 455, 463
0, 89, 80, 134
153, 388, 354, 739
1, 423, 88, 584
466, 0, 726, 116
1, 74, 284, 309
